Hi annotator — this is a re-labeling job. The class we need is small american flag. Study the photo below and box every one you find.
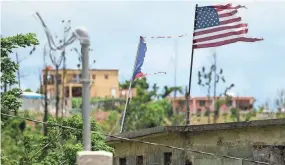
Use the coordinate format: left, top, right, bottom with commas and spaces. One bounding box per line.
193, 4, 263, 49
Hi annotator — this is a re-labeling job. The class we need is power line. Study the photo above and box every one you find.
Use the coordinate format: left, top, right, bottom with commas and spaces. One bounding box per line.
1, 113, 270, 165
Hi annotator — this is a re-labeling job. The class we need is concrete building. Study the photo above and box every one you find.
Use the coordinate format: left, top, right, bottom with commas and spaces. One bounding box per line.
19, 92, 44, 111
108, 119, 285, 165
171, 96, 255, 114
42, 66, 120, 99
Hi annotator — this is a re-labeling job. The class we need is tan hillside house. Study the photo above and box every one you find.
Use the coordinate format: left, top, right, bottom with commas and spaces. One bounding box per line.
41, 66, 120, 100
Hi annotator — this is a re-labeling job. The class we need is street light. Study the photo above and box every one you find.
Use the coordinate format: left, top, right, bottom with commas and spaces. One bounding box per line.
35, 12, 91, 151
73, 27, 91, 151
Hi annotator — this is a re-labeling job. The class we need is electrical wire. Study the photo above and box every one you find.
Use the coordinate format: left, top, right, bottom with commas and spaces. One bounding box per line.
1, 113, 270, 165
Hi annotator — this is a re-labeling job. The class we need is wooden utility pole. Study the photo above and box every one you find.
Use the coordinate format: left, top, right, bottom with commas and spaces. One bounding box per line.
15, 52, 21, 89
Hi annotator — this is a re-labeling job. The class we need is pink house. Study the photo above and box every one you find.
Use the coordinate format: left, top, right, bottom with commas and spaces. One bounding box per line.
171, 96, 255, 114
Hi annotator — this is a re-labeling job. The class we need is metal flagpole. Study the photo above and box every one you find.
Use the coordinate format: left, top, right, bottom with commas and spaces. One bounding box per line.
213, 51, 217, 117
120, 37, 141, 133
186, 4, 198, 125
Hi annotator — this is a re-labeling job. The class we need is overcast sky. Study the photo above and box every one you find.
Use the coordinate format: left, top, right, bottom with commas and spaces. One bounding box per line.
1, 0, 285, 108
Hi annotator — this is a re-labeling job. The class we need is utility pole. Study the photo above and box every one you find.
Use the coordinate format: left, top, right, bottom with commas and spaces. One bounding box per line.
15, 47, 36, 89
81, 39, 91, 151
15, 52, 21, 89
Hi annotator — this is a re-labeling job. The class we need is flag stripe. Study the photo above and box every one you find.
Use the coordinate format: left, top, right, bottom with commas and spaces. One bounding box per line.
214, 4, 246, 12
193, 29, 248, 43
194, 34, 246, 45
194, 23, 248, 36
194, 27, 247, 40
218, 10, 238, 18
194, 37, 263, 49
220, 17, 241, 25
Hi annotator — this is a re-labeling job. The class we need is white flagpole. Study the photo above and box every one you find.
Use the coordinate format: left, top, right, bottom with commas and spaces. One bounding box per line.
120, 37, 141, 133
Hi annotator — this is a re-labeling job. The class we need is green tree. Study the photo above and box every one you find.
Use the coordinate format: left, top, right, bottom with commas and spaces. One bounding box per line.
121, 78, 173, 131
198, 57, 234, 124
1, 33, 39, 118
24, 88, 33, 92
161, 86, 183, 98
1, 33, 113, 164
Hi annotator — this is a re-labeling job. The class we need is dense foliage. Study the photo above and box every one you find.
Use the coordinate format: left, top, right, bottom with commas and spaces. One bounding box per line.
1, 34, 113, 165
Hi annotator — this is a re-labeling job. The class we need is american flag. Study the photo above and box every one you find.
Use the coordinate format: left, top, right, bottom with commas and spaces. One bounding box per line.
193, 4, 263, 49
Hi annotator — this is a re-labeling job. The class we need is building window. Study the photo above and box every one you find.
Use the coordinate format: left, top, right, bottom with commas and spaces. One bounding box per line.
72, 87, 82, 97
104, 74, 109, 79
92, 74, 96, 79
136, 156, 143, 165
199, 100, 206, 106
119, 158, 126, 165
164, 152, 172, 165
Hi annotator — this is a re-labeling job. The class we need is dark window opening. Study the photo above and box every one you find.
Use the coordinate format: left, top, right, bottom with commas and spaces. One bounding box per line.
92, 74, 96, 79
164, 152, 172, 165
237, 100, 250, 110
72, 87, 82, 97
136, 156, 143, 165
199, 100, 206, 106
104, 74, 109, 79
185, 159, 193, 165
119, 158, 126, 165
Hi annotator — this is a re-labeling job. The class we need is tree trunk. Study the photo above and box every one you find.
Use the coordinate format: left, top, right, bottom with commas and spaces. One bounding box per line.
207, 97, 210, 124
55, 65, 60, 119
61, 54, 66, 117
43, 67, 48, 137
207, 109, 210, 124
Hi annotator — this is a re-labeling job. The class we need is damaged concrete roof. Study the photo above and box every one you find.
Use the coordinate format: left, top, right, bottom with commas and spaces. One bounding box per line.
107, 118, 285, 142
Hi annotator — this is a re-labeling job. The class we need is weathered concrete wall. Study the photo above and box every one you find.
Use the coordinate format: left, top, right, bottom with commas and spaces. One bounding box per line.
77, 151, 113, 165
112, 125, 285, 165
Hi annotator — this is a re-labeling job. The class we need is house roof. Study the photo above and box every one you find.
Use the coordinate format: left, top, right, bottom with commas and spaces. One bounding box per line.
21, 92, 44, 99
107, 119, 285, 142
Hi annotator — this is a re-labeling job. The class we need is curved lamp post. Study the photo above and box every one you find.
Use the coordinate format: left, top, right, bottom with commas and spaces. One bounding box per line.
35, 12, 91, 151
73, 27, 91, 151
